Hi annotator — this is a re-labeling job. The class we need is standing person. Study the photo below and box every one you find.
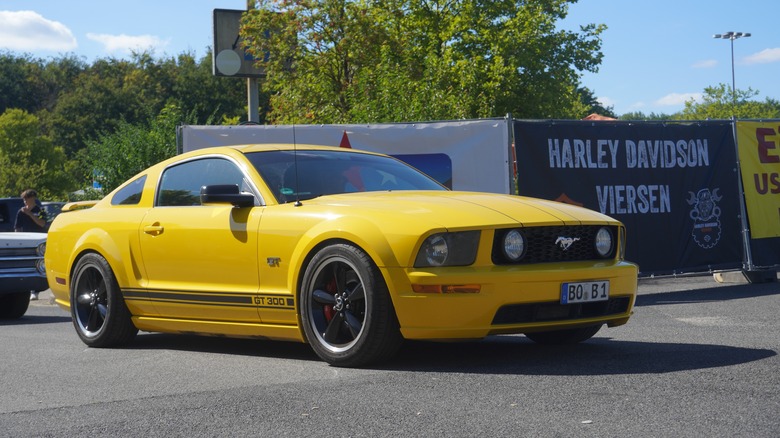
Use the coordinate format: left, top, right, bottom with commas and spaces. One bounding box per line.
14, 189, 48, 300
14, 189, 48, 233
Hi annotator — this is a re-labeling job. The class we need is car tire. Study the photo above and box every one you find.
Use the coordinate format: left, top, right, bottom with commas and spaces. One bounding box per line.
524, 324, 602, 345
0, 291, 31, 319
70, 253, 138, 347
300, 243, 403, 367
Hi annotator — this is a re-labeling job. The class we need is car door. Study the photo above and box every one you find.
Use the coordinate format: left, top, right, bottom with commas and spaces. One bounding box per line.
138, 156, 263, 323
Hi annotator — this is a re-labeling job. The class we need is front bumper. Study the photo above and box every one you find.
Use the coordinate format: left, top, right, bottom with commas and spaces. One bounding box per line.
385, 261, 638, 340
0, 274, 49, 294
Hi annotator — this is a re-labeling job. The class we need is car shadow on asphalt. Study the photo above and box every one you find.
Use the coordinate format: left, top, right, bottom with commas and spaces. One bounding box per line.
381, 336, 777, 375
119, 331, 775, 375
636, 282, 780, 306
0, 314, 72, 326
126, 333, 321, 362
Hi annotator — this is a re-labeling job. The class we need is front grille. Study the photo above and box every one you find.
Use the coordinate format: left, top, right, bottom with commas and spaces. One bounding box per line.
492, 297, 631, 325
492, 225, 617, 265
0, 247, 37, 257
0, 248, 41, 272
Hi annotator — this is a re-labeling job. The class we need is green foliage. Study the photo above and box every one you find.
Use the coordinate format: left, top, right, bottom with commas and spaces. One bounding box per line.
1, 50, 254, 199
67, 187, 105, 202
578, 87, 616, 119
2, 51, 249, 158
0, 52, 86, 115
86, 104, 191, 194
678, 84, 780, 120
241, 0, 604, 123
618, 111, 674, 121
0, 109, 78, 200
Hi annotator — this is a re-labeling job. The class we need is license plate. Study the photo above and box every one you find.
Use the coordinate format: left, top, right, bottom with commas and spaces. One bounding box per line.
560, 280, 610, 304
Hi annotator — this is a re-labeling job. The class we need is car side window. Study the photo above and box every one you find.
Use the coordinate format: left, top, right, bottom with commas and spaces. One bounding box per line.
111, 175, 147, 205
157, 158, 250, 207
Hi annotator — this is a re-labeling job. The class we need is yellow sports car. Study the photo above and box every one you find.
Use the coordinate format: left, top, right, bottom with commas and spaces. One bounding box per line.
46, 144, 637, 367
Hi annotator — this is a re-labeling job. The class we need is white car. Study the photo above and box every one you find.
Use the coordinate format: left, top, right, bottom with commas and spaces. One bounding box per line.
0, 232, 47, 319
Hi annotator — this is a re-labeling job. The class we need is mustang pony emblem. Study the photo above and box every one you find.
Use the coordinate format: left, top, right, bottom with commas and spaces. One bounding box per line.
555, 236, 580, 251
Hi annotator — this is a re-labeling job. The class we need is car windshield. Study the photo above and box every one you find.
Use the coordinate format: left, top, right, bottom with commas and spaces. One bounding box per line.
246, 150, 447, 204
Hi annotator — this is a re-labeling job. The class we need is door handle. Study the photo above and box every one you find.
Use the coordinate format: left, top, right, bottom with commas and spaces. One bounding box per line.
143, 224, 164, 236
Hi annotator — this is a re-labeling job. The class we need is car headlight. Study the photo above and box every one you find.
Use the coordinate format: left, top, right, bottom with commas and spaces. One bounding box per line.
36, 258, 46, 275
36, 242, 46, 257
502, 229, 526, 261
414, 231, 480, 267
594, 227, 614, 258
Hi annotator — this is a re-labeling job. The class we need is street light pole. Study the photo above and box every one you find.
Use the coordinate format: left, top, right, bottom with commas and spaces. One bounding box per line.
713, 32, 754, 273
713, 31, 751, 105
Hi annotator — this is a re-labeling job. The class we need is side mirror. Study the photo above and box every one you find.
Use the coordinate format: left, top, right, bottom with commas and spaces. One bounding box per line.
200, 184, 255, 208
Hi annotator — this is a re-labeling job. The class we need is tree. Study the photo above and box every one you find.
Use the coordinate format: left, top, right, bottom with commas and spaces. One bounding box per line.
0, 52, 38, 114
578, 87, 616, 119
0, 52, 86, 115
42, 57, 146, 157
0, 109, 77, 199
678, 84, 780, 120
164, 51, 260, 125
241, 0, 605, 123
85, 104, 192, 194
618, 111, 674, 121
30, 51, 249, 157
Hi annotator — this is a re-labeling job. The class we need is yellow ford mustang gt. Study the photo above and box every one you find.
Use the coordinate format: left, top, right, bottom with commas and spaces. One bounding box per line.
46, 144, 638, 367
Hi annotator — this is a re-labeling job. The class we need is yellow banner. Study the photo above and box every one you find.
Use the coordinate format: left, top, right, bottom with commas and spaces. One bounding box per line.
736, 121, 780, 239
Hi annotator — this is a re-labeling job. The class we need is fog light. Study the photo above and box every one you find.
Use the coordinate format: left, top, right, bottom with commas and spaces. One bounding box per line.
503, 229, 526, 261
595, 227, 613, 257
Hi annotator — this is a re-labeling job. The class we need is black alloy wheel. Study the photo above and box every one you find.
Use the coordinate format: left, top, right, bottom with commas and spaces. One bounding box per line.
71, 253, 137, 347
300, 243, 402, 367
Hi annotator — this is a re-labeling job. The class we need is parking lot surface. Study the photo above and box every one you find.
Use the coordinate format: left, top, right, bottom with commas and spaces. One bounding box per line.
2, 273, 778, 437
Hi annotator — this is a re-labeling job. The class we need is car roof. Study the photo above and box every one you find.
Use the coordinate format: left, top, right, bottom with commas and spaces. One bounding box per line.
183, 143, 385, 157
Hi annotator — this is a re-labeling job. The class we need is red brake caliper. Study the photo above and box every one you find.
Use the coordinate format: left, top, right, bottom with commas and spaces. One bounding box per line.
323, 277, 337, 322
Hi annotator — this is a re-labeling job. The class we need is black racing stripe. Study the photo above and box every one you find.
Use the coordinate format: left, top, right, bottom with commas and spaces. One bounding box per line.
122, 289, 295, 309
123, 289, 251, 304
122, 289, 149, 301
148, 292, 253, 304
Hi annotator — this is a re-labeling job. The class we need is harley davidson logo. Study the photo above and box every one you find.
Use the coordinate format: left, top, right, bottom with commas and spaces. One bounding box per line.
686, 188, 722, 249
555, 236, 580, 251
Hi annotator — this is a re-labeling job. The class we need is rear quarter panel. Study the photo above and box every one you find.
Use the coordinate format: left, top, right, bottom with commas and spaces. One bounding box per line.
46, 203, 150, 310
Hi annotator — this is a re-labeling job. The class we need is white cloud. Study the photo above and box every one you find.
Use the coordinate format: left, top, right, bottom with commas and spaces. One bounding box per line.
87, 33, 169, 56
692, 59, 717, 68
655, 92, 702, 107
0, 10, 77, 51
596, 96, 616, 107
744, 48, 780, 65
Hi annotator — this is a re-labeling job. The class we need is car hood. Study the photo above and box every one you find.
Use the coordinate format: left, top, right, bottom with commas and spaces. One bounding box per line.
0, 232, 47, 247
305, 191, 617, 229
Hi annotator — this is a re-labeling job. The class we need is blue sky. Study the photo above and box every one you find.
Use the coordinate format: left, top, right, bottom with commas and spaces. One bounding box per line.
1, 0, 778, 116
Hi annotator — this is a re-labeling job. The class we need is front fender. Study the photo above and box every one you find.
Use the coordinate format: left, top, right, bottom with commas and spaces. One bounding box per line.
286, 215, 410, 294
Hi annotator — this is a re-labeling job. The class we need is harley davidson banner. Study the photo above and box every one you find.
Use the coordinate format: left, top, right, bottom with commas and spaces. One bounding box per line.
515, 120, 743, 275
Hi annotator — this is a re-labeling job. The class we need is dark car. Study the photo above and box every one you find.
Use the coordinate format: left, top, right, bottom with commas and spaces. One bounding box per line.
41, 201, 65, 229
0, 198, 24, 232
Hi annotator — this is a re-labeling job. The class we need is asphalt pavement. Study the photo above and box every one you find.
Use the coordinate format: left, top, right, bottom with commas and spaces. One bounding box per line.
5, 272, 780, 437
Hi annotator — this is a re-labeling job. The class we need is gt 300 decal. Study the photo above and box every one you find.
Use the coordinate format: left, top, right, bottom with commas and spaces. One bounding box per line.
254, 295, 295, 309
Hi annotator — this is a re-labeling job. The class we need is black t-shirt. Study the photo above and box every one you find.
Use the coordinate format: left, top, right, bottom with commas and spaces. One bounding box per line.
14, 203, 48, 232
